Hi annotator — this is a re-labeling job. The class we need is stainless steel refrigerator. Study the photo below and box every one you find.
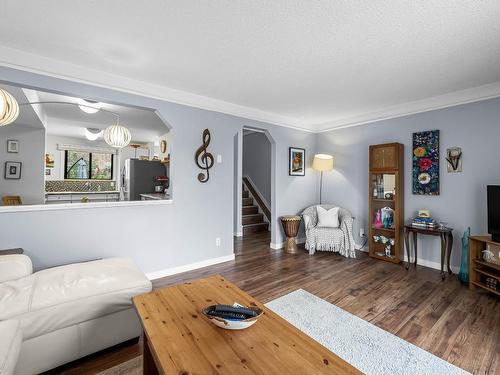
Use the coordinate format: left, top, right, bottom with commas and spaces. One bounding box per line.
122, 159, 167, 201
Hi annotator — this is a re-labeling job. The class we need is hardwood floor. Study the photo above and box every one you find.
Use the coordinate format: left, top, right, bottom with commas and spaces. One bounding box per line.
53, 232, 499, 375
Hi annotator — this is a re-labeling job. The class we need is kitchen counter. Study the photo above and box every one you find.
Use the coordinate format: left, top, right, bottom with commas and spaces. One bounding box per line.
139, 193, 170, 200
45, 191, 119, 195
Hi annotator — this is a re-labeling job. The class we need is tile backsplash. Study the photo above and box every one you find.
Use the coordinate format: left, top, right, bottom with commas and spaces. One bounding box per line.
45, 180, 117, 192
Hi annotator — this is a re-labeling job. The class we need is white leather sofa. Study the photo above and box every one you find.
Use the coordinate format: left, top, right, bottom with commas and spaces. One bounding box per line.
0, 254, 152, 375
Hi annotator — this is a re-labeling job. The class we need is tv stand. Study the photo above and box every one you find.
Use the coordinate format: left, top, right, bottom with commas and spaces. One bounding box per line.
469, 236, 500, 297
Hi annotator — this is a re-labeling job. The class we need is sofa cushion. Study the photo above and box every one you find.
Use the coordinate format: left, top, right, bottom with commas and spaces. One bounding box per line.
0, 255, 33, 283
0, 320, 22, 375
0, 258, 151, 340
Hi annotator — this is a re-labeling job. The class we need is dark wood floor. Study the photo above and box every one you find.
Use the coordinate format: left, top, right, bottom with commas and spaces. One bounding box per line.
55, 232, 499, 374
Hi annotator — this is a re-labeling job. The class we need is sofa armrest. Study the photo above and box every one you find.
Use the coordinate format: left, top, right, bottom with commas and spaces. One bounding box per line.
0, 254, 33, 283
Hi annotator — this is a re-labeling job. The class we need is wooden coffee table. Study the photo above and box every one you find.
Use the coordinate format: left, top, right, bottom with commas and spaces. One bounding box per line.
133, 275, 360, 374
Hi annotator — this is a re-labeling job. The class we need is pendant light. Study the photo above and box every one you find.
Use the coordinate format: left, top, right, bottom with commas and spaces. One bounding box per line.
85, 127, 103, 141
79, 99, 102, 114
104, 122, 131, 148
0, 89, 20, 126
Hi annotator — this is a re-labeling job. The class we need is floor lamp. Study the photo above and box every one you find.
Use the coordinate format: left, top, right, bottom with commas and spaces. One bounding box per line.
313, 154, 334, 204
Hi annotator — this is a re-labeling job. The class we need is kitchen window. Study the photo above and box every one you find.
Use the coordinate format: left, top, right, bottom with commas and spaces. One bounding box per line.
64, 150, 114, 180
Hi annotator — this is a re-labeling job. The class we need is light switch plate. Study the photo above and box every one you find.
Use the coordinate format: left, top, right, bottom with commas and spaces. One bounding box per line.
217, 154, 222, 163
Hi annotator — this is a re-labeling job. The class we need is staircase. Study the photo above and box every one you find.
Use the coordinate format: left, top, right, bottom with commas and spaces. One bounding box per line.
242, 187, 269, 235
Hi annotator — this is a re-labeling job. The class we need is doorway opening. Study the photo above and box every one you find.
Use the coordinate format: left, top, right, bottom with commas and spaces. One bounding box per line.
234, 127, 276, 246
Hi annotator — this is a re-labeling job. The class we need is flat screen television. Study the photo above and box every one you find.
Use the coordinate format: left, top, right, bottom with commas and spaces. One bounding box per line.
487, 185, 500, 243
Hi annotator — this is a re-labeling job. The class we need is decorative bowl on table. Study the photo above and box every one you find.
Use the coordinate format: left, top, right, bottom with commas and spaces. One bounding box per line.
202, 304, 263, 330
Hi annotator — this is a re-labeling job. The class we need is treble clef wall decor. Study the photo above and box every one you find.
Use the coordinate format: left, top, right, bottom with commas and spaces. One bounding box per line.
195, 128, 214, 183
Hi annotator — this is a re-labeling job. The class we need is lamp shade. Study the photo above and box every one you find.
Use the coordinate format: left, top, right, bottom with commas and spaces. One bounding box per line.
104, 124, 131, 148
313, 154, 334, 171
0, 89, 20, 126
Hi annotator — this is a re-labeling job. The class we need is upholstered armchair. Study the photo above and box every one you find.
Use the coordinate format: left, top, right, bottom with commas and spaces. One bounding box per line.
301, 204, 356, 258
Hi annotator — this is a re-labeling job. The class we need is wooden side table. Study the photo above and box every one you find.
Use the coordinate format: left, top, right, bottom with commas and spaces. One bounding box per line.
404, 224, 453, 279
280, 216, 302, 254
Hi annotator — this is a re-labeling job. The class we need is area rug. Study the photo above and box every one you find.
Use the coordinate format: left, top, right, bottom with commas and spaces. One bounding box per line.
99, 290, 469, 375
266, 289, 470, 375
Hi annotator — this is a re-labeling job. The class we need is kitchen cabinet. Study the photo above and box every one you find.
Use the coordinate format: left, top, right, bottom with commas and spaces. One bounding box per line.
45, 192, 120, 204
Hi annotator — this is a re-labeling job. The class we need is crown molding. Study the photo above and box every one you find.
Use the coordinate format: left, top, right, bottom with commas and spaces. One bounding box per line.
314, 81, 500, 132
1, 45, 500, 134
0, 45, 313, 133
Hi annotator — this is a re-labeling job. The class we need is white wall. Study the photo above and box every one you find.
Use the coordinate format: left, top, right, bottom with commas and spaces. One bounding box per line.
0, 125, 45, 204
0, 67, 318, 274
317, 97, 500, 269
243, 132, 272, 206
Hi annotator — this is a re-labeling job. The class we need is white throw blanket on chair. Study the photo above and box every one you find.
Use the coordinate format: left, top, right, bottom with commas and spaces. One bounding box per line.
302, 204, 356, 258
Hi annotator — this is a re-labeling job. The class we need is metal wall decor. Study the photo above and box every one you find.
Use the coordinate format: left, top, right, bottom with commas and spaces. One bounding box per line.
446, 147, 462, 173
195, 128, 214, 183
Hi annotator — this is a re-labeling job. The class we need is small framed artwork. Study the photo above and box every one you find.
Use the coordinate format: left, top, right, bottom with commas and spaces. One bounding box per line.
7, 140, 19, 153
5, 161, 22, 180
45, 168, 51, 176
289, 147, 305, 176
45, 153, 55, 168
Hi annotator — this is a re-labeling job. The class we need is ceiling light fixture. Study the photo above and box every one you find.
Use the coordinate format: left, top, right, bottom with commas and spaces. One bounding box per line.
0, 88, 20, 126
78, 99, 102, 114
104, 123, 131, 148
85, 127, 103, 141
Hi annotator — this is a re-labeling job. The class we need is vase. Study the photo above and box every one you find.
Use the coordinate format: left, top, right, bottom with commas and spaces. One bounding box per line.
458, 227, 470, 285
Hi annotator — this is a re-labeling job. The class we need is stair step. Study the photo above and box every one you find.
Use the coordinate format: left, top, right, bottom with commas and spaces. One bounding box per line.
242, 190, 249, 198
242, 197, 253, 206
243, 222, 269, 235
242, 213, 264, 225
242, 206, 258, 215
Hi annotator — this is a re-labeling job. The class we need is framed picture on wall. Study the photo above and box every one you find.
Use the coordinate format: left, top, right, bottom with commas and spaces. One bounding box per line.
4, 161, 22, 180
7, 140, 19, 153
289, 147, 305, 176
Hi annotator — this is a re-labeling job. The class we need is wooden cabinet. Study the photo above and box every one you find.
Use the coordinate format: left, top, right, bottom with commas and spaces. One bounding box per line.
370, 143, 400, 171
469, 236, 500, 296
368, 143, 404, 264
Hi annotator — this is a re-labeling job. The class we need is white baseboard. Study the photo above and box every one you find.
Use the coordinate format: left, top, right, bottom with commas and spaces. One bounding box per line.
270, 237, 306, 250
146, 254, 235, 280
403, 254, 460, 273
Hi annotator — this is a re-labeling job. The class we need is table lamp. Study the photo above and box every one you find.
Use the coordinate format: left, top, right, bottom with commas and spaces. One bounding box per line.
313, 154, 334, 204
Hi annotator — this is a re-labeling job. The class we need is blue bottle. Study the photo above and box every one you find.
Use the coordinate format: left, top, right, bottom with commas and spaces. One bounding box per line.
458, 227, 470, 285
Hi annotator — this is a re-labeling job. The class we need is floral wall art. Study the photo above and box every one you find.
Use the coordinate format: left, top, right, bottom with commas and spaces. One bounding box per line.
412, 130, 439, 195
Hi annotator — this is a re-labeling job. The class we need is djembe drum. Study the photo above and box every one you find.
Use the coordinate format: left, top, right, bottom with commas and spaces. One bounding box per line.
280, 215, 302, 254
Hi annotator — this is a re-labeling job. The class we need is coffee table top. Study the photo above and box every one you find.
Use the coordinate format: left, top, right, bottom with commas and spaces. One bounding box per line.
133, 275, 360, 374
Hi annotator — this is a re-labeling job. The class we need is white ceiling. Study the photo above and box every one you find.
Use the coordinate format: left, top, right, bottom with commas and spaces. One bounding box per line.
30, 90, 169, 142
0, 83, 168, 142
1, 1, 499, 132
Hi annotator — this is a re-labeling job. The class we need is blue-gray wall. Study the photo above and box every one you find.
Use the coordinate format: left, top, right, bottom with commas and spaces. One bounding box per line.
243, 132, 272, 206
0, 67, 318, 273
317, 97, 500, 269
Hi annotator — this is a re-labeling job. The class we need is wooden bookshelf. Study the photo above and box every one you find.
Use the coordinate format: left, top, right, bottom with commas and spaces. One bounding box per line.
469, 236, 500, 297
368, 143, 404, 264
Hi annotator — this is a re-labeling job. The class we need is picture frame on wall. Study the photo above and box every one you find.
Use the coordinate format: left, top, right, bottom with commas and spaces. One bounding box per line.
7, 140, 19, 153
289, 147, 305, 176
412, 130, 439, 195
4, 161, 22, 180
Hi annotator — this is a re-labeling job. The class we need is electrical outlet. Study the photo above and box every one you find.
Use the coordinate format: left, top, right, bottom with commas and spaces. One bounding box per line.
215, 237, 221, 247
359, 228, 365, 237
217, 154, 222, 163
